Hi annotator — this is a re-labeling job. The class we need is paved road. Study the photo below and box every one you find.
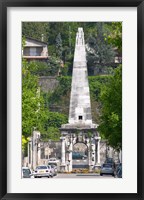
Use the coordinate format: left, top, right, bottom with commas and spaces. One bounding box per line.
54, 173, 115, 179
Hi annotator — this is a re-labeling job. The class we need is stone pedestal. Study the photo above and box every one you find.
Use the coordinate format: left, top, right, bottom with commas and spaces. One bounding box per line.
91, 138, 96, 166
28, 138, 32, 168
37, 142, 41, 166
60, 136, 66, 171
68, 137, 73, 172
32, 131, 40, 170
96, 136, 101, 165
88, 150, 91, 170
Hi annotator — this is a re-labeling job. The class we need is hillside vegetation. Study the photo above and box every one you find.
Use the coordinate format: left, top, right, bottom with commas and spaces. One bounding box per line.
22, 22, 122, 155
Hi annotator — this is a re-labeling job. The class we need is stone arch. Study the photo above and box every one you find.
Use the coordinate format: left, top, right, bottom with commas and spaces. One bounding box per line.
73, 142, 88, 158
60, 131, 101, 172
72, 142, 89, 169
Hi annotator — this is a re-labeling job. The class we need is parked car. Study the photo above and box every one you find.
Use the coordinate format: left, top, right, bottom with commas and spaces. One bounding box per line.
105, 158, 116, 169
33, 165, 51, 178
100, 163, 115, 176
72, 152, 87, 160
22, 167, 32, 178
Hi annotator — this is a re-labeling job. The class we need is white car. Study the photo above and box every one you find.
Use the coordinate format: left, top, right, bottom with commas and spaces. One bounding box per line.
33, 165, 51, 178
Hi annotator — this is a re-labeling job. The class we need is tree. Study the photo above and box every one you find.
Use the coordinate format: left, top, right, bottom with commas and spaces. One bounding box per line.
44, 112, 67, 129
22, 22, 50, 43
98, 65, 122, 150
105, 22, 122, 53
86, 23, 116, 74
27, 58, 60, 76
41, 127, 60, 141
22, 60, 48, 138
55, 33, 63, 60
41, 112, 68, 141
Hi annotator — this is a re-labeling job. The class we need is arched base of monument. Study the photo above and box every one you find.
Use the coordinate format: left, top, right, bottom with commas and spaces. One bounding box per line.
59, 124, 101, 173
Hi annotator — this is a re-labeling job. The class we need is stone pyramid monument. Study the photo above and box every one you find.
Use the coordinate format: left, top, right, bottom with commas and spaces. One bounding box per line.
62, 27, 97, 129
60, 28, 100, 172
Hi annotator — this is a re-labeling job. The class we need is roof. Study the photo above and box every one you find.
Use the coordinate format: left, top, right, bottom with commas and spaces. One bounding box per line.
25, 37, 48, 45
23, 56, 48, 59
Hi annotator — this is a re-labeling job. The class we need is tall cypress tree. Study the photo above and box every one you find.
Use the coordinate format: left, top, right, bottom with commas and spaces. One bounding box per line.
86, 23, 116, 74
55, 33, 63, 60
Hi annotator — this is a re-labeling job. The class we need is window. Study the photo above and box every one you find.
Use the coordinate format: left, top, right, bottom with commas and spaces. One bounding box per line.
79, 116, 83, 120
30, 47, 36, 56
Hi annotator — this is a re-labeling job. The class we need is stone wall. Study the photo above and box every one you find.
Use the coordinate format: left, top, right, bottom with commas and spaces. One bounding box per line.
39, 76, 59, 93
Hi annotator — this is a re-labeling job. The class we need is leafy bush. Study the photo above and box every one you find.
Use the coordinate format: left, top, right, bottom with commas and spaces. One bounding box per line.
28, 58, 60, 76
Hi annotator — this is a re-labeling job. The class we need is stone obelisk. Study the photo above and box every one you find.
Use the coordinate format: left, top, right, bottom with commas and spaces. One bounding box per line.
69, 27, 94, 127
60, 28, 100, 172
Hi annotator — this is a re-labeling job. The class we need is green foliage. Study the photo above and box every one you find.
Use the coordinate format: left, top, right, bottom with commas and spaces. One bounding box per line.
22, 135, 28, 153
98, 65, 122, 150
22, 22, 50, 43
86, 23, 116, 74
61, 64, 68, 76
88, 76, 111, 101
22, 60, 48, 139
22, 22, 122, 151
22, 36, 26, 50
22, 60, 69, 152
41, 127, 61, 141
41, 112, 67, 141
88, 75, 112, 123
26, 58, 60, 76
46, 112, 67, 128
105, 22, 122, 52
56, 33, 63, 59
22, 22, 122, 76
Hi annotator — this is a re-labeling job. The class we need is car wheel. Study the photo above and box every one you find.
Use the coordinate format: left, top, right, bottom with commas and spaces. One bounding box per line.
47, 176, 49, 178
100, 173, 103, 176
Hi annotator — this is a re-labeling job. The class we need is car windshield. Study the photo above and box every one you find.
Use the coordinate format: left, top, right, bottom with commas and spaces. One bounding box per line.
23, 168, 31, 175
36, 166, 47, 169
49, 158, 56, 161
106, 158, 113, 162
103, 164, 112, 168
48, 163, 57, 167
